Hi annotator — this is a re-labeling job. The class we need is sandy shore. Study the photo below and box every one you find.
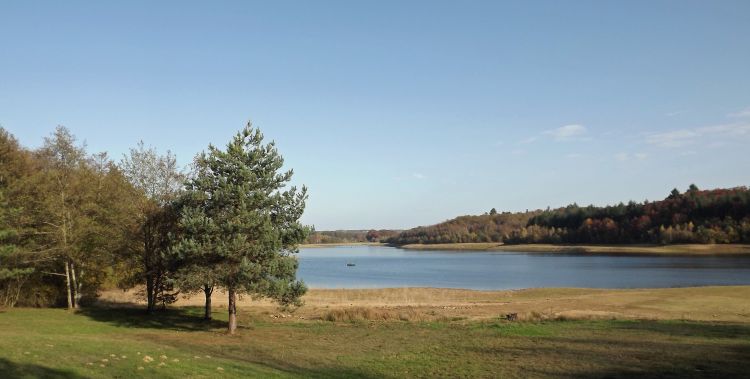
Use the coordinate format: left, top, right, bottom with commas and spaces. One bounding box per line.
98, 285, 750, 323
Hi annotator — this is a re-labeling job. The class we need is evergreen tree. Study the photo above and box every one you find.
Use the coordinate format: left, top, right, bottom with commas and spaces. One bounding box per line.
172, 197, 221, 320
178, 123, 309, 333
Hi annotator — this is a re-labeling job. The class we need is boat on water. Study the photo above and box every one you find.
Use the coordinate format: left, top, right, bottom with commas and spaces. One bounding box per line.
346, 263, 356, 267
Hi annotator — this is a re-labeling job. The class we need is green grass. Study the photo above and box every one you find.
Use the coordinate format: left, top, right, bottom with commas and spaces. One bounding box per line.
1, 307, 749, 378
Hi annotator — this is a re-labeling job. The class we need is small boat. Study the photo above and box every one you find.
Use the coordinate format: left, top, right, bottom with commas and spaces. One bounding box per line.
346, 263, 356, 267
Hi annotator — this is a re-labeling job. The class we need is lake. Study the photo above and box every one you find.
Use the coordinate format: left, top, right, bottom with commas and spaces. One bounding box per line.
297, 245, 750, 290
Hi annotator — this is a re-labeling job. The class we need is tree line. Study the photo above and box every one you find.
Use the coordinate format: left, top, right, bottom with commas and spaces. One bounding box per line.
305, 229, 400, 244
385, 211, 539, 245
0, 123, 307, 334
387, 185, 750, 246
508, 185, 750, 244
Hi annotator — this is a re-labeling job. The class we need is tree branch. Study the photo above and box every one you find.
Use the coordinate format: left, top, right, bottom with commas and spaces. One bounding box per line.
40, 271, 67, 277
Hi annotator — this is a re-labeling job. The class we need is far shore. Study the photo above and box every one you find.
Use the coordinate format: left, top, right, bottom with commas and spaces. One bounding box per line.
397, 242, 750, 255
300, 242, 384, 248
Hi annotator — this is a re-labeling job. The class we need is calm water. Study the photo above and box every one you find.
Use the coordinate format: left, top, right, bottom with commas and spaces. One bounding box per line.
297, 245, 750, 290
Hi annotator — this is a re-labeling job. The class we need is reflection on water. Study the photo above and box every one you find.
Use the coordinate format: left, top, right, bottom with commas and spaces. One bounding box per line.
297, 245, 750, 290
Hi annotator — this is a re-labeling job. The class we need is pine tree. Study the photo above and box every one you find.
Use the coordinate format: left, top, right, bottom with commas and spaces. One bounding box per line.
172, 200, 221, 320
178, 122, 309, 333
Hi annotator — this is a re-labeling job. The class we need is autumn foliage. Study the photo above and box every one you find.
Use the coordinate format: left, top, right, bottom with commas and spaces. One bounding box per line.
389, 186, 750, 245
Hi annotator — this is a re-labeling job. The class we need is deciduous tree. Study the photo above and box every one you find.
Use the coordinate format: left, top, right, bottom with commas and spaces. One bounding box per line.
119, 141, 184, 313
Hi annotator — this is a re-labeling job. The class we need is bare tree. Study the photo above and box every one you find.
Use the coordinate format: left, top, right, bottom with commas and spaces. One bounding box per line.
119, 141, 184, 313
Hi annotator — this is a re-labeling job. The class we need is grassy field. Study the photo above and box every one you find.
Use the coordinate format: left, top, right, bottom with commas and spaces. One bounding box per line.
2, 286, 750, 378
399, 243, 750, 255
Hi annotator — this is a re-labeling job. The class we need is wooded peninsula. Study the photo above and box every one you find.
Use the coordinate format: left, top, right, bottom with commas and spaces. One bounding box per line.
313, 186, 750, 249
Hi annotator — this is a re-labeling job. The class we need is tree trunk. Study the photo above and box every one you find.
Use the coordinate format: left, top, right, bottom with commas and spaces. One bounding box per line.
64, 260, 73, 310
144, 224, 155, 314
70, 263, 79, 309
154, 273, 165, 310
203, 285, 213, 320
10, 276, 28, 308
228, 287, 237, 334
75, 267, 84, 307
146, 274, 155, 314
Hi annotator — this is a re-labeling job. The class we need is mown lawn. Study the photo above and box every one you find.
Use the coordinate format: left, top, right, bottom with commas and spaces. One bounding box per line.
1, 307, 749, 378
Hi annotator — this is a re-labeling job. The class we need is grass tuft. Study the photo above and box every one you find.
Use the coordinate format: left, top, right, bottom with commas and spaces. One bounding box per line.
323, 307, 428, 322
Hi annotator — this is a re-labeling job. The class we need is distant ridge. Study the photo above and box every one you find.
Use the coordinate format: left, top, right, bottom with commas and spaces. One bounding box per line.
387, 185, 750, 245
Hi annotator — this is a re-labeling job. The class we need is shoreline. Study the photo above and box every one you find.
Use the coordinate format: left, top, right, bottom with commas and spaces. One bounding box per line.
97, 285, 750, 323
300, 242, 384, 248
397, 242, 750, 255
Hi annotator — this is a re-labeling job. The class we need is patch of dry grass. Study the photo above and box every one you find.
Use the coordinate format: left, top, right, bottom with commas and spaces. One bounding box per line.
303, 287, 509, 306
322, 306, 430, 322
515, 310, 624, 322
98, 286, 750, 324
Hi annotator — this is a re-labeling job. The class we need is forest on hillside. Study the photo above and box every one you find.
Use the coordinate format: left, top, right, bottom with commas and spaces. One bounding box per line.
387, 186, 750, 245
384, 210, 539, 245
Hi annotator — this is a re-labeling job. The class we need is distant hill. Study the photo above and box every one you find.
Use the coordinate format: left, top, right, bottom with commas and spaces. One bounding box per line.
305, 229, 400, 244
387, 185, 750, 245
385, 211, 540, 245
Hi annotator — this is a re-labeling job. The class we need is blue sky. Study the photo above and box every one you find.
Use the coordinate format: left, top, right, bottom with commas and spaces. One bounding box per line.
2, 1, 749, 230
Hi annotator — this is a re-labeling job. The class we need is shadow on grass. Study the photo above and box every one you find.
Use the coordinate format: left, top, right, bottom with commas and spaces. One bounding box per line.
612, 319, 750, 339
0, 358, 87, 379
79, 302, 227, 332
201, 352, 389, 379
277, 366, 388, 379
64, 305, 383, 378
471, 320, 750, 379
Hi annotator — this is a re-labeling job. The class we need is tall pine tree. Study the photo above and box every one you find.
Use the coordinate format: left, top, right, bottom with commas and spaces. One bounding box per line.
177, 123, 308, 333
